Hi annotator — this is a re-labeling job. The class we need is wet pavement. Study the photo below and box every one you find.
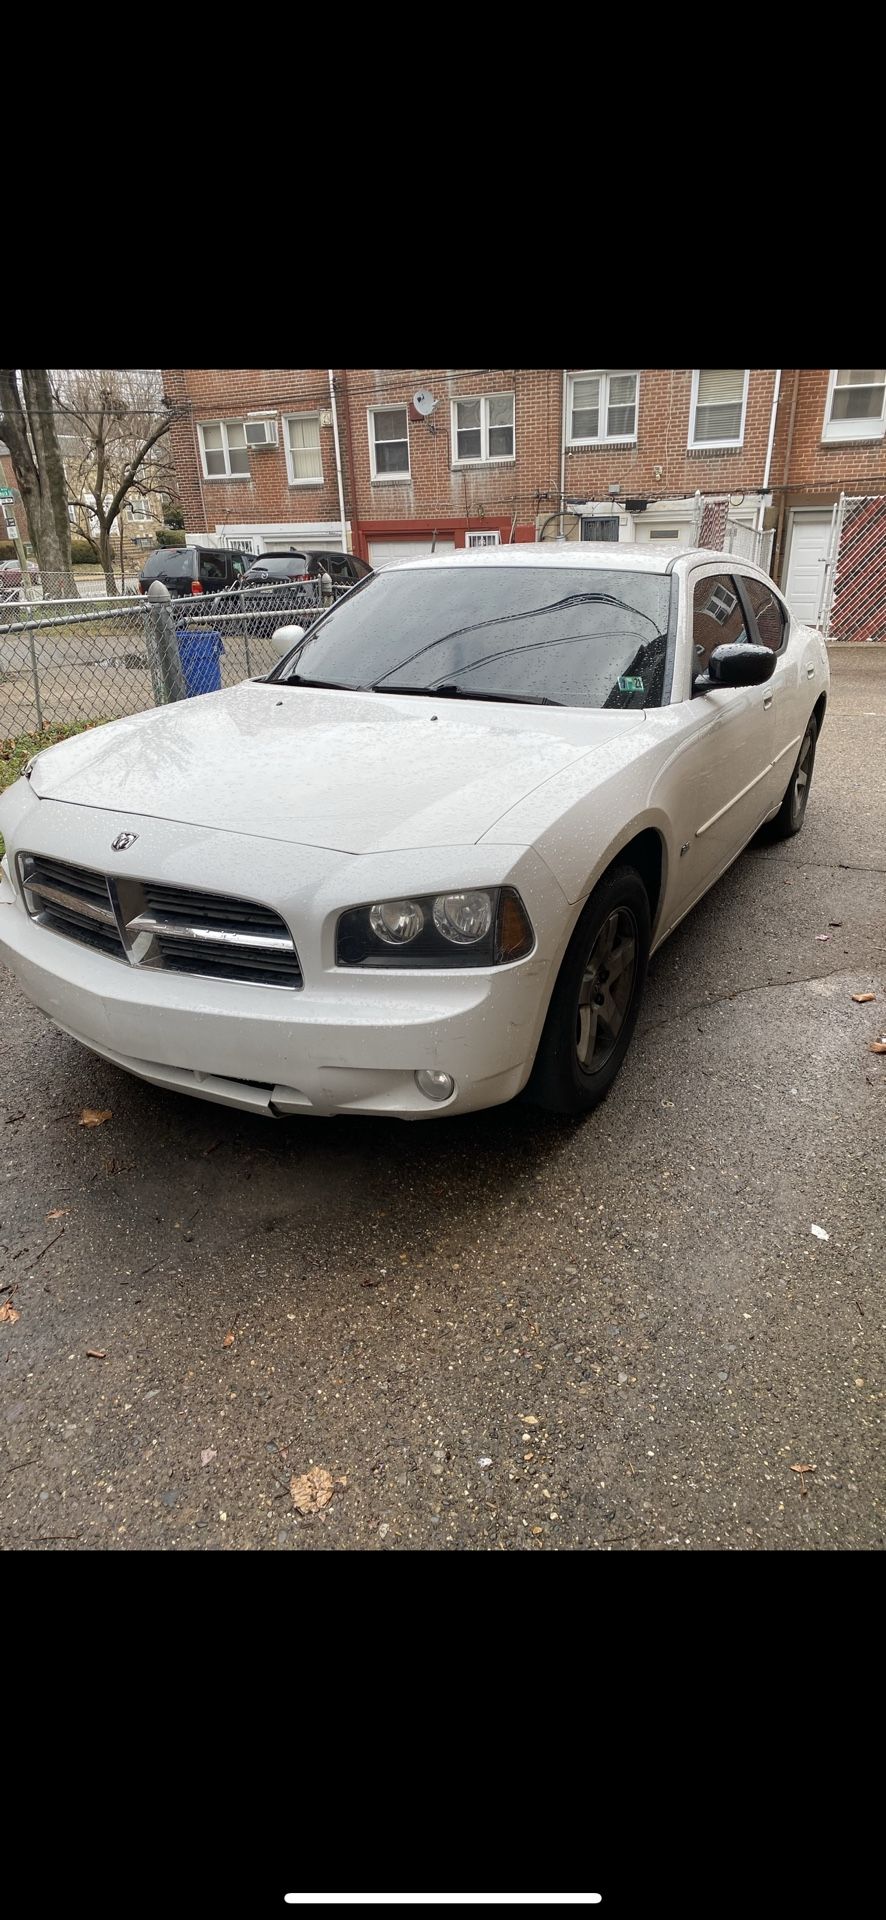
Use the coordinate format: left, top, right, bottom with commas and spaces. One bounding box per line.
1, 645, 884, 1550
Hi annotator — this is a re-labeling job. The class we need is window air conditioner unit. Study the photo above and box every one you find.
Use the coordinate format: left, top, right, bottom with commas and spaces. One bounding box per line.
244, 419, 279, 450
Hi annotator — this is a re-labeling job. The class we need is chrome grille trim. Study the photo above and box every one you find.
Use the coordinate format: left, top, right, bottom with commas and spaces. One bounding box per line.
17, 853, 302, 989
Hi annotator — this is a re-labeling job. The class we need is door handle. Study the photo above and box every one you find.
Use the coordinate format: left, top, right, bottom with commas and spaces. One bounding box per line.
763, 695, 773, 709
806, 665, 815, 678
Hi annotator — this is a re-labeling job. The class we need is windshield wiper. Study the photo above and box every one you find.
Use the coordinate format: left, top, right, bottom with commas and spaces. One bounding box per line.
370, 682, 562, 706
285, 674, 357, 690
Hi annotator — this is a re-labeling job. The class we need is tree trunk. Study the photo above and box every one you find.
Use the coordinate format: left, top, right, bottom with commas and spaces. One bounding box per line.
97, 525, 118, 596
0, 369, 78, 598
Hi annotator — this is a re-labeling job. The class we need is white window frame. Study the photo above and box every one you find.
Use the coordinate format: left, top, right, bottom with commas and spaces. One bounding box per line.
689, 370, 749, 450
451, 393, 516, 467
465, 529, 502, 548
368, 405, 411, 481
283, 412, 324, 487
822, 368, 886, 443
127, 496, 152, 522
567, 370, 639, 447
198, 419, 251, 480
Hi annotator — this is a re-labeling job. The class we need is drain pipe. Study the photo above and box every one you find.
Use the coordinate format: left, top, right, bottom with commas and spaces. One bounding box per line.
772, 369, 801, 583
328, 369, 348, 553
758, 369, 781, 536
558, 368, 568, 538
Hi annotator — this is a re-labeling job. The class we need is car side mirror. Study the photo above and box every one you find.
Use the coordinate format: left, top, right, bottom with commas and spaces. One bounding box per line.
694, 641, 775, 693
271, 623, 306, 660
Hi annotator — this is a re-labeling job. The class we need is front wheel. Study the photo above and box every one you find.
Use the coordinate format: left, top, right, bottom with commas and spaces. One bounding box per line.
526, 865, 651, 1115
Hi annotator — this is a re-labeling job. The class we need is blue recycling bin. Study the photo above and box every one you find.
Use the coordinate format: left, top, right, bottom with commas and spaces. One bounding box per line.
177, 630, 224, 697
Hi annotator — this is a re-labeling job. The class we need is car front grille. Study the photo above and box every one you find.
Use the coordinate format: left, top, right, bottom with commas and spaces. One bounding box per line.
17, 855, 302, 989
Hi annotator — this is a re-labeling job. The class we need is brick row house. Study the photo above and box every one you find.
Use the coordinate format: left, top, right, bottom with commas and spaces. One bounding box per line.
161, 368, 886, 637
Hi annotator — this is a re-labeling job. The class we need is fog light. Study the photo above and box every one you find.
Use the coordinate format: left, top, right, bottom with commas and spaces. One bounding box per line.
415, 1069, 455, 1103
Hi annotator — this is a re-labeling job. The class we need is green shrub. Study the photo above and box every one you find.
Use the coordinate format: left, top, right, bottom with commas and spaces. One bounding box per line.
71, 539, 98, 565
163, 505, 185, 530
155, 527, 186, 547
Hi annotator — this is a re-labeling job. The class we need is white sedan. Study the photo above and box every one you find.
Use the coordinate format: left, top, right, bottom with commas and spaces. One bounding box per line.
0, 546, 828, 1120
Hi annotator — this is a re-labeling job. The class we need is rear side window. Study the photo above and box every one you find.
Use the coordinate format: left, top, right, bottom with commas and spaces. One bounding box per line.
742, 575, 787, 652
142, 549, 194, 579
247, 555, 310, 579
200, 553, 226, 586
692, 573, 748, 674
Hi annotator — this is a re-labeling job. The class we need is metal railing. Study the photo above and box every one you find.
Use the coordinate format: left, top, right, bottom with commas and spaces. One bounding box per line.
0, 578, 349, 740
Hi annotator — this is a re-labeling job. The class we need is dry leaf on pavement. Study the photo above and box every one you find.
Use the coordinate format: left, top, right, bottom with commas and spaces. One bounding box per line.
519, 1413, 540, 1426
790, 1463, 816, 1475
290, 1467, 335, 1513
45, 1208, 70, 1220
86, 1348, 107, 1359
222, 1330, 235, 1348
0, 1301, 21, 1325
870, 1041, 886, 1054
79, 1108, 113, 1128
852, 993, 875, 1004
201, 1448, 217, 1468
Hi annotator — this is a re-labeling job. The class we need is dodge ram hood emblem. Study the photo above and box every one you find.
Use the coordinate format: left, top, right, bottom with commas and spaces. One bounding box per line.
111, 832, 139, 851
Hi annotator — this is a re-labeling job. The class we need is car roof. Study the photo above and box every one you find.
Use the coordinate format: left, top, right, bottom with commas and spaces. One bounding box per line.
379, 542, 738, 577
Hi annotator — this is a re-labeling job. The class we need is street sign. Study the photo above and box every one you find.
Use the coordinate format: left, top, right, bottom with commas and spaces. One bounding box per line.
0, 486, 15, 500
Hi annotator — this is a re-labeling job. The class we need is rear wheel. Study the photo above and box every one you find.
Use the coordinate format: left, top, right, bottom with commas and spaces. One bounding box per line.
527, 865, 651, 1115
767, 714, 818, 839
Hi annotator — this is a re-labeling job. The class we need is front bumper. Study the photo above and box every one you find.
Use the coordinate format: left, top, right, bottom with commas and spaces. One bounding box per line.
0, 797, 566, 1119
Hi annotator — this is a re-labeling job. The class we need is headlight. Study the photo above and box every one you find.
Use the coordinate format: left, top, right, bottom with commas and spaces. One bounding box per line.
336, 887, 534, 968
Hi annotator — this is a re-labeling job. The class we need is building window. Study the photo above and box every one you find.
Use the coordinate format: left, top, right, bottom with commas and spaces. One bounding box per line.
580, 517, 620, 542
128, 497, 151, 521
199, 420, 250, 478
452, 394, 515, 465
285, 414, 323, 484
689, 371, 749, 449
568, 372, 638, 445
823, 368, 886, 442
465, 529, 502, 548
369, 407, 410, 479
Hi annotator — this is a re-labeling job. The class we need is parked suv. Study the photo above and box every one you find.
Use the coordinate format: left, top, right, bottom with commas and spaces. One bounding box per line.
239, 549, 372, 637
137, 546, 251, 597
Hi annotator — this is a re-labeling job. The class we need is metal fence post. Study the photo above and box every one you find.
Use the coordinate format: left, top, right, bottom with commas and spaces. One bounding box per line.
144, 581, 187, 704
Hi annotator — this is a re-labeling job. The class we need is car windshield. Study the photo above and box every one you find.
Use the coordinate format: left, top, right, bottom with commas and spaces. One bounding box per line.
245, 555, 309, 579
273, 565, 673, 709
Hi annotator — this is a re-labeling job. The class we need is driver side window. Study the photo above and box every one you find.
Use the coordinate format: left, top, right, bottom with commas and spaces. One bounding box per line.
692, 573, 747, 675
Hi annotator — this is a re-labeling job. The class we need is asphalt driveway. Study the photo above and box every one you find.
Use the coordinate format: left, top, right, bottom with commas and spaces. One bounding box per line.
2, 645, 884, 1550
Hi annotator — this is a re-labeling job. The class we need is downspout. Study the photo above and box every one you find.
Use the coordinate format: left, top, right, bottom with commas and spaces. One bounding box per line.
758, 368, 781, 532
772, 369, 800, 583
328, 370, 348, 553
558, 368, 568, 538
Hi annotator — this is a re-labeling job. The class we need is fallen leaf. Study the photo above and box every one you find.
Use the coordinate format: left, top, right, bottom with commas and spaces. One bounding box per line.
815, 933, 831, 942
290, 1466, 335, 1514
869, 1042, 886, 1055
790, 1463, 816, 1475
222, 1331, 235, 1348
85, 1348, 107, 1359
531, 1525, 543, 1536
854, 1378, 865, 1390
810, 1224, 830, 1241
45, 1208, 70, 1220
852, 993, 875, 1004
200, 1448, 217, 1468
0, 1301, 21, 1325
519, 1413, 540, 1426
79, 1108, 112, 1128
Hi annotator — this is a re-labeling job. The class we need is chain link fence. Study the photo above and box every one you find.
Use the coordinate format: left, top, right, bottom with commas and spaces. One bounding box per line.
0, 579, 349, 741
819, 494, 886, 642
695, 494, 775, 570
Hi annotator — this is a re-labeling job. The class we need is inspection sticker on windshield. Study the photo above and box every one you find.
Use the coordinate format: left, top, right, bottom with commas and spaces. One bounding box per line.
617, 675, 644, 694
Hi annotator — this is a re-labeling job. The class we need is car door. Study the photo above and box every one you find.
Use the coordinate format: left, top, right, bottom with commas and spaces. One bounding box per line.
738, 571, 808, 806
669, 565, 777, 914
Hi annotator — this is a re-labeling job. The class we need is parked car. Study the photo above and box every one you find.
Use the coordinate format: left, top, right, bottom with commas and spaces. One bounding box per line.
238, 550, 372, 637
0, 546, 828, 1121
137, 546, 251, 598
0, 558, 40, 603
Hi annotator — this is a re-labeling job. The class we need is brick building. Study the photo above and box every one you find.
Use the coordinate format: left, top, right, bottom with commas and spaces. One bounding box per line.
160, 368, 886, 633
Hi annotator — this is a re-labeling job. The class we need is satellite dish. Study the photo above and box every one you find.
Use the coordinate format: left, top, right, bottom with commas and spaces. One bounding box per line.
410, 389, 437, 419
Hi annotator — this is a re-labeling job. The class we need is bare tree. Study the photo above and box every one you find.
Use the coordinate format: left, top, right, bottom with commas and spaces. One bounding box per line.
53, 370, 177, 594
0, 368, 78, 596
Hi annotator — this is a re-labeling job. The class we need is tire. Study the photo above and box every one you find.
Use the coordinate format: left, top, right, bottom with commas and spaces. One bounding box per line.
527, 865, 651, 1116
766, 713, 818, 840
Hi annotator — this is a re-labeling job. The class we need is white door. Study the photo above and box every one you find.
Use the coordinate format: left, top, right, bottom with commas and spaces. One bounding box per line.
784, 511, 833, 626
369, 537, 456, 568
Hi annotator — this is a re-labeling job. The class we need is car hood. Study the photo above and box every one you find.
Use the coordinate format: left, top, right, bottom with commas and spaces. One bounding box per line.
27, 680, 646, 854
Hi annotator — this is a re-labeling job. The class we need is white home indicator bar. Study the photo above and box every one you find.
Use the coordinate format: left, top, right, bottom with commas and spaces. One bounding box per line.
284, 1899, 602, 1908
